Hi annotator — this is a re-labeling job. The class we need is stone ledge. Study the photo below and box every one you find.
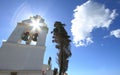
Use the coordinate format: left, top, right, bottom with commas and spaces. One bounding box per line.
2, 42, 46, 50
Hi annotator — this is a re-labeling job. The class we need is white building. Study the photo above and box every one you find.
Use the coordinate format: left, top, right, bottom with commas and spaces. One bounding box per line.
0, 15, 53, 75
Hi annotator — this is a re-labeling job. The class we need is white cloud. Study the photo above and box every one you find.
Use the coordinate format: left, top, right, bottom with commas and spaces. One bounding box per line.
110, 29, 120, 38
71, 0, 117, 47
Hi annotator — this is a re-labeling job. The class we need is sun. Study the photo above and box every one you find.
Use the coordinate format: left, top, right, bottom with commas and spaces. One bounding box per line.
30, 18, 41, 31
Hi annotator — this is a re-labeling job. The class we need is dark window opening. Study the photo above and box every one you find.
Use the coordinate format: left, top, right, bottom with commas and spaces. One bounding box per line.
11, 72, 17, 75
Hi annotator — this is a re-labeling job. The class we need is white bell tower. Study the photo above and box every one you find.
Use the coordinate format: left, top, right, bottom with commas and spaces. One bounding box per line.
0, 15, 52, 75
7, 15, 48, 46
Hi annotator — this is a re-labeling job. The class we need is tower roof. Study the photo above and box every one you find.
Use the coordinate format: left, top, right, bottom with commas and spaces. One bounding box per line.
20, 15, 47, 28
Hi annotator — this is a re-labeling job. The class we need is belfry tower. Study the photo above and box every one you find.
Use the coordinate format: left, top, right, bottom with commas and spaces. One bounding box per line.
0, 15, 52, 75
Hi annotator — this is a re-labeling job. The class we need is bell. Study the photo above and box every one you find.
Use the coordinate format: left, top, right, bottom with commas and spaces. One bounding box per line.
32, 33, 38, 41
21, 32, 29, 41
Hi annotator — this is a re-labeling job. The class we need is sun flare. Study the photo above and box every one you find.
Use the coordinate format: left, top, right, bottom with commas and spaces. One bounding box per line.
30, 18, 41, 32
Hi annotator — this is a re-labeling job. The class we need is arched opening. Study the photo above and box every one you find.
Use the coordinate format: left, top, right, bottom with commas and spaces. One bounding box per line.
20, 31, 39, 45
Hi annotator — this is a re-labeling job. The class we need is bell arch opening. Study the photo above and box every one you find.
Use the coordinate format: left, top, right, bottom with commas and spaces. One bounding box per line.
19, 31, 39, 45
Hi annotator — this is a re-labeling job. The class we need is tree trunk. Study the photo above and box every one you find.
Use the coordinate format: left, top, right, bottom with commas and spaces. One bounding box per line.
59, 42, 64, 75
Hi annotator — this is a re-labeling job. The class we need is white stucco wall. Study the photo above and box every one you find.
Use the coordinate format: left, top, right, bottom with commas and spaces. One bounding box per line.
0, 42, 45, 70
7, 23, 26, 43
0, 70, 53, 75
0, 71, 42, 75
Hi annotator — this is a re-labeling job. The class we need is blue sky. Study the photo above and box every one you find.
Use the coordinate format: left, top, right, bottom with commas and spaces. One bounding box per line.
0, 0, 120, 75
